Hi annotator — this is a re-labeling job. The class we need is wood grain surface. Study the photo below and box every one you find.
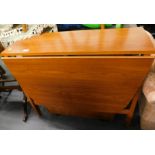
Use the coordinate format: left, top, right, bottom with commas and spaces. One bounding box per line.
1, 27, 155, 57
3, 56, 153, 118
1, 27, 155, 122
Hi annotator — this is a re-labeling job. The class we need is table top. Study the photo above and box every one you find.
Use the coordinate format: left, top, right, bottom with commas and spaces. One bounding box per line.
1, 27, 155, 57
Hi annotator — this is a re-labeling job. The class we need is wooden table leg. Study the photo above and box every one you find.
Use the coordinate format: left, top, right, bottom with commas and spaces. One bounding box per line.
126, 90, 140, 126
28, 97, 42, 117
22, 90, 42, 117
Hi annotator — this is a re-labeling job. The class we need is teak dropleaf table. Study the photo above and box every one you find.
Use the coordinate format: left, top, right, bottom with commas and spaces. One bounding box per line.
1, 27, 155, 125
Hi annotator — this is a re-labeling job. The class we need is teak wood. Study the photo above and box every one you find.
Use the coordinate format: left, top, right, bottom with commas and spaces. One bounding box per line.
1, 27, 155, 124
2, 56, 153, 122
2, 27, 155, 57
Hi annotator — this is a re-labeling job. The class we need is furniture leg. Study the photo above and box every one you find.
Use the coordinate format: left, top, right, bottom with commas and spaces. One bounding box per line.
28, 97, 42, 117
126, 90, 140, 126
23, 95, 28, 122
